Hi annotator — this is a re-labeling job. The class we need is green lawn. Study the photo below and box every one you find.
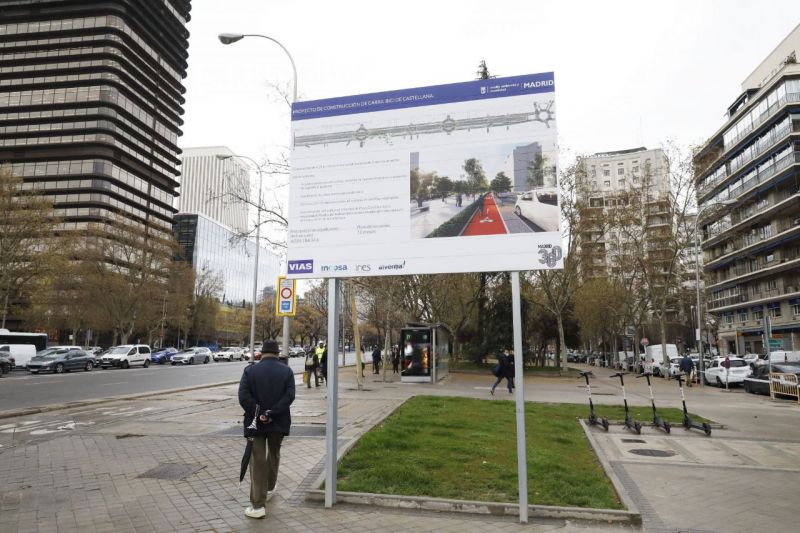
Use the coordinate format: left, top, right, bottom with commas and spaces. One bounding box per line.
337, 396, 705, 509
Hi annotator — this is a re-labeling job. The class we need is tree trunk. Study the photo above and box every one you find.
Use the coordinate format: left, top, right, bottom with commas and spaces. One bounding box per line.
349, 283, 363, 390
659, 308, 669, 379
557, 313, 567, 370
1, 292, 8, 329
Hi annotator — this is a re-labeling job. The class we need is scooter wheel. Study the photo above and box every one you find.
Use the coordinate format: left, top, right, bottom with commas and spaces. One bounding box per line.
703, 423, 712, 436
634, 422, 642, 435
601, 419, 609, 431
663, 421, 671, 434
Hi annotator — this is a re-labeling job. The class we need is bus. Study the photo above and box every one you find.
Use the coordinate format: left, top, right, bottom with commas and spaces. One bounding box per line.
0, 329, 48, 352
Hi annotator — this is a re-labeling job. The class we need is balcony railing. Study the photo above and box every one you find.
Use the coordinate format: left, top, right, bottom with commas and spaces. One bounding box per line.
724, 91, 800, 152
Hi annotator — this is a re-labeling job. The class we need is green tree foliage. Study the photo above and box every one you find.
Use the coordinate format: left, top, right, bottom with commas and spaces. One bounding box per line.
0, 169, 60, 328
490, 171, 512, 193
462, 158, 488, 192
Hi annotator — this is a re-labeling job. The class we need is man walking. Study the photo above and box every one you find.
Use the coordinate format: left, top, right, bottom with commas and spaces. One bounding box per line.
238, 340, 295, 519
679, 352, 695, 386
371, 346, 381, 374
490, 349, 514, 395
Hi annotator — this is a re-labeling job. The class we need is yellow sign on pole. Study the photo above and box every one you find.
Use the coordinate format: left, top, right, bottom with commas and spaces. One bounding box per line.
276, 276, 297, 317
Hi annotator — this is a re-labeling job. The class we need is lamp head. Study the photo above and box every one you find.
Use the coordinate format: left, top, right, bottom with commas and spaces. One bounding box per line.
215, 154, 232, 161
218, 33, 244, 45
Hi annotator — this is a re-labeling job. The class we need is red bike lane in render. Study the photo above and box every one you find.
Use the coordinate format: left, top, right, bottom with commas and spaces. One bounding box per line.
461, 194, 508, 236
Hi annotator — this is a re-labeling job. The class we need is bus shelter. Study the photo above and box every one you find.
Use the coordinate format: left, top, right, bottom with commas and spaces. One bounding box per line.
399, 323, 451, 383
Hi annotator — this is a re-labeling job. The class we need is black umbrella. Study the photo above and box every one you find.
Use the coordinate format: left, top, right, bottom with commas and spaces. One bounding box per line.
239, 405, 260, 483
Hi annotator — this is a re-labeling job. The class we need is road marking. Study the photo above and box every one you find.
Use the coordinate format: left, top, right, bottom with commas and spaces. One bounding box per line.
102, 382, 127, 386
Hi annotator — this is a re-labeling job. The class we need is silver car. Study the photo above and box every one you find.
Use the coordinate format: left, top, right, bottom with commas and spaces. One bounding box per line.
171, 347, 212, 365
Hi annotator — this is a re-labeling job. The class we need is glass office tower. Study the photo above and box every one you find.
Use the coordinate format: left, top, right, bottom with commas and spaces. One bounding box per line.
173, 214, 280, 307
0, 0, 192, 238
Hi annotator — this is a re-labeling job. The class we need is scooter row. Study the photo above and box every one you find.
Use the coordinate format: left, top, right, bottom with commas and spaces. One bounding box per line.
579, 370, 711, 436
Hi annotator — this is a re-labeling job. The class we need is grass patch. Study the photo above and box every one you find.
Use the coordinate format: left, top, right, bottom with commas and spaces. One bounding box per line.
338, 396, 710, 508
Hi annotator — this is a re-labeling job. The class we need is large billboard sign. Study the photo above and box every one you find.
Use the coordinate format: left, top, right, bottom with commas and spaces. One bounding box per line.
287, 72, 561, 278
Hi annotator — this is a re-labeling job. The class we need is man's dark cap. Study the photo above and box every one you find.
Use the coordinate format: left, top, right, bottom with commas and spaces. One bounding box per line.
262, 340, 280, 354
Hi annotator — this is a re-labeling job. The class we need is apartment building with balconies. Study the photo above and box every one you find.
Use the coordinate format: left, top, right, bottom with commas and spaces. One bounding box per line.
577, 147, 670, 279
693, 24, 800, 355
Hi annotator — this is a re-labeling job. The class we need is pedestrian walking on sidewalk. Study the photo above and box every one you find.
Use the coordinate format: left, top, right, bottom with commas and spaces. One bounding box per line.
391, 346, 400, 373
305, 348, 319, 388
491, 349, 514, 395
320, 347, 328, 385
238, 340, 295, 519
679, 352, 695, 386
372, 346, 381, 374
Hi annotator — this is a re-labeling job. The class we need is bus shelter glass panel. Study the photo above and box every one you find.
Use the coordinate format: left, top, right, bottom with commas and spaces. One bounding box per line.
401, 329, 431, 381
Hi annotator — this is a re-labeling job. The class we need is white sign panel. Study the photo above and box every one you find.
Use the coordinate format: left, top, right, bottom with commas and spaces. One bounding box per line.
288, 72, 561, 278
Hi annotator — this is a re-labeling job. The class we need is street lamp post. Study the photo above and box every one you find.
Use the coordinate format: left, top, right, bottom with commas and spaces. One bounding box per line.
218, 31, 297, 362
694, 199, 735, 386
217, 153, 266, 361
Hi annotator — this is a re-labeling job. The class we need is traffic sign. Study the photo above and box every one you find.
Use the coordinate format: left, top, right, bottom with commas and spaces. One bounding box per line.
275, 276, 297, 317
768, 338, 782, 350
640, 337, 649, 347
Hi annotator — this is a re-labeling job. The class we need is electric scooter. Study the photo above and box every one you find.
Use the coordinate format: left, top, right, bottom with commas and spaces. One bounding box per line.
637, 372, 670, 433
611, 372, 642, 434
579, 371, 609, 431
676, 375, 711, 436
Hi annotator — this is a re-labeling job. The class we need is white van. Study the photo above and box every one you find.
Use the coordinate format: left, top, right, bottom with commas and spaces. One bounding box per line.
0, 344, 37, 369
645, 344, 679, 376
99, 345, 152, 369
759, 351, 800, 364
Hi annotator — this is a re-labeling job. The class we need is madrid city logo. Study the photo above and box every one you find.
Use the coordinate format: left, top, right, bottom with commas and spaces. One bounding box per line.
537, 245, 562, 268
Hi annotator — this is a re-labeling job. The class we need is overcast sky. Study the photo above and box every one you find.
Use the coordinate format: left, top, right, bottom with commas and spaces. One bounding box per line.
180, 0, 800, 166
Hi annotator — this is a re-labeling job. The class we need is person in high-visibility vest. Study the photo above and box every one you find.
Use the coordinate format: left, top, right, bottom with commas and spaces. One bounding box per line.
314, 341, 325, 364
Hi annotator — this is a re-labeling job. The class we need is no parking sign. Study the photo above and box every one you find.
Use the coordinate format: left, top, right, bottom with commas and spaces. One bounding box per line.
276, 276, 297, 317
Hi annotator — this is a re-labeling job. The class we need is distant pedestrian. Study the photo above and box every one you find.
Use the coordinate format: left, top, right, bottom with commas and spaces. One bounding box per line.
722, 355, 731, 386
319, 347, 328, 385
491, 349, 514, 395
391, 346, 400, 374
238, 340, 295, 519
679, 353, 695, 386
305, 348, 319, 388
372, 346, 381, 374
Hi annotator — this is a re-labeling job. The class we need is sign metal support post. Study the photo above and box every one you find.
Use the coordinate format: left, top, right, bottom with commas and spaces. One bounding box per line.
511, 271, 528, 523
325, 278, 340, 508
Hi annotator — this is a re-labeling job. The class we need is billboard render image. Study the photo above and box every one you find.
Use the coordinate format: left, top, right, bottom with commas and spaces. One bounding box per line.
287, 72, 561, 278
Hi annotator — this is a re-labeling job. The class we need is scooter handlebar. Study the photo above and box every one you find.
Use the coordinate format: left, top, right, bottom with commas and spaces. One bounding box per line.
610, 372, 627, 378
578, 370, 594, 378
636, 373, 652, 378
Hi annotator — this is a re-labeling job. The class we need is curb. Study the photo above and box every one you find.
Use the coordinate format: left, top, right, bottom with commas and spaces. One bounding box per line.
305, 490, 641, 524
578, 419, 641, 514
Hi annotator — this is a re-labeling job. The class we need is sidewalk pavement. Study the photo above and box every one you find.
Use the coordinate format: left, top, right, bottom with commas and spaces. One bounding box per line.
1, 365, 799, 532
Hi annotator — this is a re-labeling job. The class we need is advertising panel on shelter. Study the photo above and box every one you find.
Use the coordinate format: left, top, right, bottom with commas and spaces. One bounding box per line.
287, 72, 562, 278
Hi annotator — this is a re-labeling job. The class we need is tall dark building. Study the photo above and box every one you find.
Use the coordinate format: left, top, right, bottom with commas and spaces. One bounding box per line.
0, 0, 191, 238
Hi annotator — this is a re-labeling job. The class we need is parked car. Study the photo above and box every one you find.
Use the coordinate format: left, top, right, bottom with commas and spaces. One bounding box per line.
151, 347, 179, 364
288, 346, 306, 358
744, 362, 800, 396
100, 345, 152, 369
0, 353, 13, 375
171, 347, 212, 365
668, 357, 683, 378
28, 348, 95, 374
513, 188, 559, 231
214, 346, 245, 362
704, 356, 749, 386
